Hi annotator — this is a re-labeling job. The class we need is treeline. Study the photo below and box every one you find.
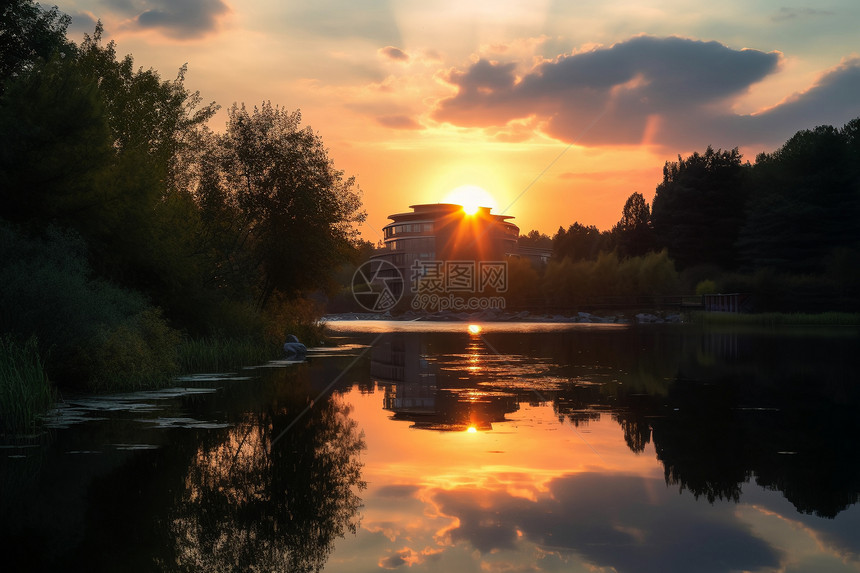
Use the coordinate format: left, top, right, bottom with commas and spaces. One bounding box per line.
514, 122, 860, 312
0, 3, 364, 404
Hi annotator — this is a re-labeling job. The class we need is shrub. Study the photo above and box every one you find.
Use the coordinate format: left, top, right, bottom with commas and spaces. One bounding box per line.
696, 279, 718, 296
82, 308, 181, 391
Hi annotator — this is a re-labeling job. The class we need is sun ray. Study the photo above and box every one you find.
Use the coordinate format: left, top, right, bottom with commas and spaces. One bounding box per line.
444, 185, 497, 215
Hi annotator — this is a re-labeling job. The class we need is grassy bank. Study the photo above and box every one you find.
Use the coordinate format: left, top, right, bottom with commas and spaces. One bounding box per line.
177, 336, 280, 373
0, 337, 55, 434
690, 311, 860, 327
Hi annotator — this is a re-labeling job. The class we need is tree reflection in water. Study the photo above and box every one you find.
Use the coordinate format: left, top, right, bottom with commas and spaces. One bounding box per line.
165, 386, 366, 572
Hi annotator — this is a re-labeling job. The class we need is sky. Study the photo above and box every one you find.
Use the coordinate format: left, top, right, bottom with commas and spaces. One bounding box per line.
55, 0, 860, 240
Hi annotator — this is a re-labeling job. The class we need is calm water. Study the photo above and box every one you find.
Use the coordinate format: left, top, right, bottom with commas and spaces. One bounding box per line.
2, 320, 859, 572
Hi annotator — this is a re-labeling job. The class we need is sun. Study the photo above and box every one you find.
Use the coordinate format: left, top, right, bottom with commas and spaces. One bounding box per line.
444, 185, 497, 215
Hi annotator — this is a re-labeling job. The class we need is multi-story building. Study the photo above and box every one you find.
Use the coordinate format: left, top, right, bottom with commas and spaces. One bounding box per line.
373, 203, 520, 298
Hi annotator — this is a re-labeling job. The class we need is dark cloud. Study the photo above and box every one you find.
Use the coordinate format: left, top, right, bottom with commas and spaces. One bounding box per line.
67, 11, 99, 39
104, 0, 229, 39
433, 35, 860, 150
376, 115, 423, 130
432, 473, 781, 573
380, 46, 410, 62
378, 553, 407, 569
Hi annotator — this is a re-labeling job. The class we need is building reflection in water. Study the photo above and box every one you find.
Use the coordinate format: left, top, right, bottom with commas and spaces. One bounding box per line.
371, 329, 519, 431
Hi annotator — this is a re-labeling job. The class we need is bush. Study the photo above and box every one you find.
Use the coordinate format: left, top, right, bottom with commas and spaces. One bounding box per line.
0, 223, 181, 390
264, 293, 329, 347
696, 279, 718, 296
81, 308, 181, 391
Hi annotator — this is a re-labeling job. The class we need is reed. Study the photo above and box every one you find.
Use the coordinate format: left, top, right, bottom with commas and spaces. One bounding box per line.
690, 311, 860, 326
0, 337, 55, 433
177, 336, 278, 373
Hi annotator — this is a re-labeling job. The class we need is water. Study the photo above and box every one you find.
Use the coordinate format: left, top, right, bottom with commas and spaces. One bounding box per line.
2, 320, 859, 572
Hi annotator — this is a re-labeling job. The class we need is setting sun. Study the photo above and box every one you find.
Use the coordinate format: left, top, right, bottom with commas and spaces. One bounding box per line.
444, 185, 497, 215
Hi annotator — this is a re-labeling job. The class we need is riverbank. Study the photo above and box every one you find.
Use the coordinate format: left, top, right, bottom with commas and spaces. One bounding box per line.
323, 309, 685, 324
325, 309, 860, 327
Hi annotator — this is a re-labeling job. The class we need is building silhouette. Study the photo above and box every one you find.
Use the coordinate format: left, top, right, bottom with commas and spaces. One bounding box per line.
372, 203, 537, 301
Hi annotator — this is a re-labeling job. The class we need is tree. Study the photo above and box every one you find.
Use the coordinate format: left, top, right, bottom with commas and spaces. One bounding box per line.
518, 229, 553, 250
738, 124, 860, 274
209, 102, 365, 309
0, 0, 71, 95
612, 192, 655, 257
651, 146, 749, 270
552, 222, 609, 262
0, 53, 111, 226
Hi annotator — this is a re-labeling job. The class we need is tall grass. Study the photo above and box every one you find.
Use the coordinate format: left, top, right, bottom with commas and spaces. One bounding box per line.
177, 337, 279, 373
0, 337, 55, 433
690, 311, 860, 326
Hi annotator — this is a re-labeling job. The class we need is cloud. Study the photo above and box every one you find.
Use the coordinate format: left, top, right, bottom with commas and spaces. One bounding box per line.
378, 547, 443, 569
431, 473, 781, 573
67, 10, 99, 38
379, 46, 410, 62
376, 115, 423, 130
771, 7, 833, 22
432, 35, 860, 150
105, 0, 230, 39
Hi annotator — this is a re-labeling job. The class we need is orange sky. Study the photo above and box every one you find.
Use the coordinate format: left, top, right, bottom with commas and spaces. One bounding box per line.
57, 1, 860, 239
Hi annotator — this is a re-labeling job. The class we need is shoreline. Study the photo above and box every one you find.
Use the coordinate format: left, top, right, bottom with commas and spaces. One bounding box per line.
322, 309, 684, 324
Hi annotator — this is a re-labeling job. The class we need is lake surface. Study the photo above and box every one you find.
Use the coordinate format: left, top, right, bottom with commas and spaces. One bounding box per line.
2, 320, 860, 572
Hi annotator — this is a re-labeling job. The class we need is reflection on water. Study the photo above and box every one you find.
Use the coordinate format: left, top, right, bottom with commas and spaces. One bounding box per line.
2, 321, 860, 572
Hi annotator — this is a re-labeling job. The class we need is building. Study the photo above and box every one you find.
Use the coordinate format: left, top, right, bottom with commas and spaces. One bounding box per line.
372, 203, 520, 297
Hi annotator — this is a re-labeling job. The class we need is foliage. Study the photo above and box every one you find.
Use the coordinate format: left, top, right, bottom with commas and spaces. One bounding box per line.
505, 256, 543, 308
541, 250, 680, 307
552, 222, 609, 262
166, 382, 366, 572
737, 124, 860, 274
81, 308, 181, 391
193, 102, 365, 310
0, 223, 180, 390
0, 52, 111, 226
611, 192, 655, 257
695, 279, 718, 296
651, 146, 749, 270
0, 336, 54, 433
177, 336, 276, 374
0, 0, 71, 94
518, 229, 553, 250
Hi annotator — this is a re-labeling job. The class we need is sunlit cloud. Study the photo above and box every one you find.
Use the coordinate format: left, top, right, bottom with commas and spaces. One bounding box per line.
431, 34, 860, 151
433, 36, 791, 149
376, 115, 423, 130
431, 473, 782, 572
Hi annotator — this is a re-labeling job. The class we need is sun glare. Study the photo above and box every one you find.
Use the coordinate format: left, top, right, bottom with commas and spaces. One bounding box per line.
467, 324, 482, 335
466, 426, 478, 433
444, 185, 497, 215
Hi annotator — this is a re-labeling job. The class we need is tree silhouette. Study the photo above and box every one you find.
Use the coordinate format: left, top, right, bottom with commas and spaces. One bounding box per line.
651, 146, 749, 270
612, 192, 655, 257
166, 394, 366, 572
